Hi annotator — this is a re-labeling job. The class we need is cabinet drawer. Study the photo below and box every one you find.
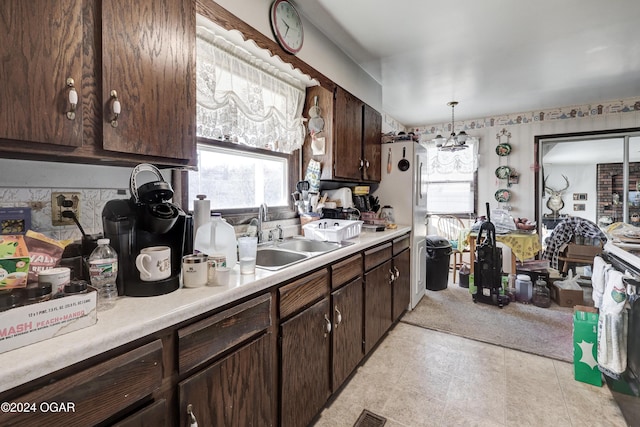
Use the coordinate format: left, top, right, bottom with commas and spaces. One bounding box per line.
3, 340, 163, 427
178, 294, 271, 375
279, 268, 329, 318
393, 234, 410, 255
331, 253, 363, 289
364, 243, 392, 271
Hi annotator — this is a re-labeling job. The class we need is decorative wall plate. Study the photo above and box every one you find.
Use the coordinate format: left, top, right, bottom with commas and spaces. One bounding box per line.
496, 143, 512, 156
495, 189, 511, 202
495, 165, 511, 179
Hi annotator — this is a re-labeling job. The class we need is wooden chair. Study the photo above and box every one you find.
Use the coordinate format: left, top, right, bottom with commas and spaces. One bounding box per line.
436, 215, 469, 283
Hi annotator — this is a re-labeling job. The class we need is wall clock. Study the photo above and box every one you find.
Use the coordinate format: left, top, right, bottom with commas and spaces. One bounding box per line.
270, 0, 304, 55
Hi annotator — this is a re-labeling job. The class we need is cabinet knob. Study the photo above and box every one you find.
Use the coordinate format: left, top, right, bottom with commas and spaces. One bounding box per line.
359, 159, 364, 170
187, 404, 198, 427
394, 266, 400, 280
389, 269, 395, 284
324, 314, 332, 337
334, 305, 342, 328
66, 78, 77, 120
109, 90, 121, 128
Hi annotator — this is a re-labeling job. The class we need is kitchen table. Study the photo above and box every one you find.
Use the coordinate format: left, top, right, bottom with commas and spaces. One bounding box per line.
468, 231, 542, 274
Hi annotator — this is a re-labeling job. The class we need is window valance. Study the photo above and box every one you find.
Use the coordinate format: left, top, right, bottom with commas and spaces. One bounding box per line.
425, 137, 479, 178
196, 25, 306, 153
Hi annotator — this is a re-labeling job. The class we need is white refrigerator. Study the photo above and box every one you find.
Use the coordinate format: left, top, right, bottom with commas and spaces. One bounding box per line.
374, 140, 428, 309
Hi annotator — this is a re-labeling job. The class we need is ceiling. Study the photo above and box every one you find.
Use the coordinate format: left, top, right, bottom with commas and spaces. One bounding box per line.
294, 0, 640, 127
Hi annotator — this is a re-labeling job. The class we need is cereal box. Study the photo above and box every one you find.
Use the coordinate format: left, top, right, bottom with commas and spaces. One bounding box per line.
0, 235, 30, 289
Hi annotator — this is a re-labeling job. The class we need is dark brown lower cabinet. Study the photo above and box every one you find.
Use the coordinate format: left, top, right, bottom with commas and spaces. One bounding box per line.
280, 297, 331, 427
364, 259, 393, 355
392, 248, 411, 322
178, 333, 273, 427
332, 276, 364, 392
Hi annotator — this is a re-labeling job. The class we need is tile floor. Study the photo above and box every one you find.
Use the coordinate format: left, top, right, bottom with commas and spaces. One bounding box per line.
313, 321, 629, 427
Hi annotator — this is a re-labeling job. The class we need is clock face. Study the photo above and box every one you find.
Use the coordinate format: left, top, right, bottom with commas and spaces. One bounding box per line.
270, 0, 304, 54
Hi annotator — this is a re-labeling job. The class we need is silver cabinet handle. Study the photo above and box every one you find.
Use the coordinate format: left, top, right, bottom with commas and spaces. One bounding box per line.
187, 404, 198, 427
324, 314, 332, 336
394, 266, 400, 280
389, 269, 395, 284
66, 77, 77, 120
334, 305, 342, 328
109, 90, 121, 128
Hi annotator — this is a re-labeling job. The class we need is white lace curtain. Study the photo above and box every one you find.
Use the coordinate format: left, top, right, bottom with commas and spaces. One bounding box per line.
196, 25, 306, 153
425, 137, 479, 178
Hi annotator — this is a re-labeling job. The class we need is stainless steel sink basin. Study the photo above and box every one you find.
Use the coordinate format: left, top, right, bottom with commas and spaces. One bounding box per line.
255, 248, 309, 270
275, 239, 341, 253
255, 237, 354, 271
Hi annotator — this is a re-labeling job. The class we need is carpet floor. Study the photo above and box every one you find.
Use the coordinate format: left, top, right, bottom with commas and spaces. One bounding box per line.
401, 283, 575, 362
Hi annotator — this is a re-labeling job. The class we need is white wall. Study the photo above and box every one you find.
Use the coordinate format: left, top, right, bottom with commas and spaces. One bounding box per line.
543, 164, 597, 221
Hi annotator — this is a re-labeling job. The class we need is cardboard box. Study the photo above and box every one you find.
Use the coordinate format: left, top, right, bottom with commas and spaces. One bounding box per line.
550, 280, 584, 307
573, 305, 602, 386
0, 235, 30, 289
0, 288, 97, 354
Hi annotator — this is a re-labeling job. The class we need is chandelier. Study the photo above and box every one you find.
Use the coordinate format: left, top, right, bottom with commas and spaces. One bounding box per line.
433, 101, 469, 152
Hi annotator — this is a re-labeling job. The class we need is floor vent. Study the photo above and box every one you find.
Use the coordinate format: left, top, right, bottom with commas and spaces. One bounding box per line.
353, 409, 387, 427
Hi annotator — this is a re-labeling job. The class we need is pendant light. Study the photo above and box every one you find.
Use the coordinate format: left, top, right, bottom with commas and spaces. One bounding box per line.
433, 101, 469, 151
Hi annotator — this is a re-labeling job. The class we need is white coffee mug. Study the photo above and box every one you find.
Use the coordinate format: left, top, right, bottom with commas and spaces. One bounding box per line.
135, 246, 171, 281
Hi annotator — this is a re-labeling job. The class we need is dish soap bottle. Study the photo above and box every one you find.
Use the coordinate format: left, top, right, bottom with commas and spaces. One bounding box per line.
194, 213, 237, 269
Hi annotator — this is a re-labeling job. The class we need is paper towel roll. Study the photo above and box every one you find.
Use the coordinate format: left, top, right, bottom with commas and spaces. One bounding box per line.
193, 195, 211, 237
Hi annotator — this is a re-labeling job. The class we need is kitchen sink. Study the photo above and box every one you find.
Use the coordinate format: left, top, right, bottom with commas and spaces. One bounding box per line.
255, 248, 309, 270
275, 239, 341, 253
255, 237, 353, 271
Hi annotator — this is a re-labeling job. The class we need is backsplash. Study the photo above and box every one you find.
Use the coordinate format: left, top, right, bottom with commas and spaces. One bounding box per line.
0, 187, 129, 241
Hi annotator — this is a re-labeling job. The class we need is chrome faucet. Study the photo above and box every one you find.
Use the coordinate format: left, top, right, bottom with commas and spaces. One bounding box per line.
257, 203, 268, 243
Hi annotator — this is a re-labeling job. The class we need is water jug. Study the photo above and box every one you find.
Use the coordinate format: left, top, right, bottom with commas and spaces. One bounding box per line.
194, 213, 237, 269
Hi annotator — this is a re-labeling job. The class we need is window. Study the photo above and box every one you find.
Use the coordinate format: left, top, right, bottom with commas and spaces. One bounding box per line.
425, 139, 478, 214
185, 16, 311, 213
187, 143, 290, 212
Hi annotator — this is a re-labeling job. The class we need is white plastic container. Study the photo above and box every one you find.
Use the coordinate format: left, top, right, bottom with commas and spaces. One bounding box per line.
515, 274, 533, 303
194, 213, 237, 269
303, 219, 363, 242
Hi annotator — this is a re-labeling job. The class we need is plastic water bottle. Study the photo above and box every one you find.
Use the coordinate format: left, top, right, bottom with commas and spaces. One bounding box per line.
88, 238, 118, 310
194, 213, 238, 269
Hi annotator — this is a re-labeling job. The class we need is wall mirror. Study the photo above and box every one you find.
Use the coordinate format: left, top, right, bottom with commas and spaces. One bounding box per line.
535, 130, 640, 239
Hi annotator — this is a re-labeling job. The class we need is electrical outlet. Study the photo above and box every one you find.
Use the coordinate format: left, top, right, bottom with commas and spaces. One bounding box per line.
51, 192, 81, 226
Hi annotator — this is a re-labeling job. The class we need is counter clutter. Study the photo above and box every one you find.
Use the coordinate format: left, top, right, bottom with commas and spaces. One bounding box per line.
0, 226, 411, 394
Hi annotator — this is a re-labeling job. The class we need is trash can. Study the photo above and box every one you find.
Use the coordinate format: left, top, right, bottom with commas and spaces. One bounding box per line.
426, 235, 452, 291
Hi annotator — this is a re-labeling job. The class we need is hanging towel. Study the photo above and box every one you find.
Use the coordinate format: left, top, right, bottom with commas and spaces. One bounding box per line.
597, 269, 628, 377
591, 255, 610, 309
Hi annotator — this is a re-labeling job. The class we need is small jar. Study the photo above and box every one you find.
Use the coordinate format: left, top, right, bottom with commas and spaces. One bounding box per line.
515, 274, 532, 303
532, 278, 551, 308
64, 279, 89, 295
24, 282, 52, 305
0, 289, 25, 312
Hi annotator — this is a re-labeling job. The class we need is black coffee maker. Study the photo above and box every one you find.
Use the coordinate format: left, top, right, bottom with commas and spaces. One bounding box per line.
102, 164, 191, 297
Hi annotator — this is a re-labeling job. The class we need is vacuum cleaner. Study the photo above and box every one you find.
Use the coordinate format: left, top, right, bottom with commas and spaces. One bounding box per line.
472, 203, 510, 308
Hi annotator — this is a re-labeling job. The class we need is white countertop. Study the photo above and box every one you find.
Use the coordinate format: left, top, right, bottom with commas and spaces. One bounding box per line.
0, 226, 411, 394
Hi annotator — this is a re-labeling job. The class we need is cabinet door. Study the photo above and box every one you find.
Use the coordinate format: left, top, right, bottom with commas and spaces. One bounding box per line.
102, 0, 195, 161
281, 297, 331, 427
362, 104, 382, 182
179, 334, 273, 427
364, 259, 393, 354
0, 1, 83, 146
392, 248, 411, 322
333, 87, 363, 181
332, 277, 364, 392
